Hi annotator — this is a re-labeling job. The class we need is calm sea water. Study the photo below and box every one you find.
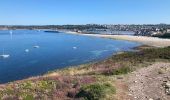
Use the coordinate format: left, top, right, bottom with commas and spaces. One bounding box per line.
0, 30, 140, 83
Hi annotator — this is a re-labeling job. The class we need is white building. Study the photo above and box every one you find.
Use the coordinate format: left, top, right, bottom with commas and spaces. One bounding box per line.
167, 29, 170, 33
150, 31, 162, 36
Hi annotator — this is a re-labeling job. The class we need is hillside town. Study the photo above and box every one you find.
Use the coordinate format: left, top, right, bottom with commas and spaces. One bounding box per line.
0, 24, 170, 38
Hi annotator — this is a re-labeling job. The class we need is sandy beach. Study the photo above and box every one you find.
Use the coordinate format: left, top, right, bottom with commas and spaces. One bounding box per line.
66, 32, 170, 47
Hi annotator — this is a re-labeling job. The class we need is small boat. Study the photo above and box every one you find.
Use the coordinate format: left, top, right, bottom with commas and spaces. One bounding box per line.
73, 47, 77, 49
10, 30, 13, 34
33, 46, 40, 48
44, 30, 59, 33
36, 30, 41, 32
10, 30, 13, 39
0, 54, 10, 58
25, 49, 30, 52
0, 49, 10, 59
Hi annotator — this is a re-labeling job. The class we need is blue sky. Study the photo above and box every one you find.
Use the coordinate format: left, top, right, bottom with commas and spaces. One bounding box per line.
0, 0, 170, 25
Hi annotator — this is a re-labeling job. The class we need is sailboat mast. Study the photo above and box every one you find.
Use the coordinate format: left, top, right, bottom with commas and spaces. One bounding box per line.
2, 48, 4, 55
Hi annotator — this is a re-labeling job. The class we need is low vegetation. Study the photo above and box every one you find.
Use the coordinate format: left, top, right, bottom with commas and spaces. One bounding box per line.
155, 33, 170, 39
0, 46, 170, 99
77, 83, 116, 100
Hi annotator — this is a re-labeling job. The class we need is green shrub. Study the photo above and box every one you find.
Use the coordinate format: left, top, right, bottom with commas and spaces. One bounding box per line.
112, 47, 170, 65
112, 67, 131, 75
23, 94, 34, 100
37, 80, 56, 90
20, 81, 33, 90
4, 86, 14, 95
76, 83, 116, 100
0, 93, 2, 100
102, 66, 132, 76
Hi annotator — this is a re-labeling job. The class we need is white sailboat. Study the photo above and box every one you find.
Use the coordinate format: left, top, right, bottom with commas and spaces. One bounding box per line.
10, 30, 13, 34
73, 46, 77, 50
0, 31, 12, 58
25, 49, 30, 52
0, 49, 10, 59
33, 40, 40, 49
10, 30, 13, 39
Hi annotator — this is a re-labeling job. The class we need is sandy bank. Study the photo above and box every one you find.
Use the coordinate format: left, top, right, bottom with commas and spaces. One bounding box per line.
66, 32, 170, 47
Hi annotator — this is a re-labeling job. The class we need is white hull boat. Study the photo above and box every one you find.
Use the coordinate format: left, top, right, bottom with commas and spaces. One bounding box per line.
0, 54, 10, 58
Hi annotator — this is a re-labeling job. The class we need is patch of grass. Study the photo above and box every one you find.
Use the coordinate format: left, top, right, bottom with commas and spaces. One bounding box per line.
112, 46, 170, 63
3, 86, 15, 95
112, 67, 131, 75
20, 81, 33, 90
0, 93, 2, 100
76, 83, 116, 100
0, 79, 59, 99
23, 94, 34, 100
100, 46, 170, 76
101, 66, 132, 76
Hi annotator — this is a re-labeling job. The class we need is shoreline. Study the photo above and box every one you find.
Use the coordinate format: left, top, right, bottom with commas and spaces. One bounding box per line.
0, 45, 147, 84
2, 29, 170, 47
0, 45, 170, 99
0, 30, 170, 99
0, 44, 143, 85
0, 30, 169, 84
64, 31, 170, 47
0, 30, 170, 83
0, 29, 141, 84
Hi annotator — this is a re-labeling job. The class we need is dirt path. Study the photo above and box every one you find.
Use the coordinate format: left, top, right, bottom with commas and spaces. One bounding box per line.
127, 62, 170, 100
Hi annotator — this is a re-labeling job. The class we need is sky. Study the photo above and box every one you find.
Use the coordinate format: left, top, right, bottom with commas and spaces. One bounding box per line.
0, 0, 170, 25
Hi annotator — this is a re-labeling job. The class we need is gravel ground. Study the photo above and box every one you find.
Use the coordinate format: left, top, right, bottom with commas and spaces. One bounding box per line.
127, 62, 170, 100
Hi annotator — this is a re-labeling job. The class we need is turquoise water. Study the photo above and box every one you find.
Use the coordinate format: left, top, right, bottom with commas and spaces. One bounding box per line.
0, 30, 140, 83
